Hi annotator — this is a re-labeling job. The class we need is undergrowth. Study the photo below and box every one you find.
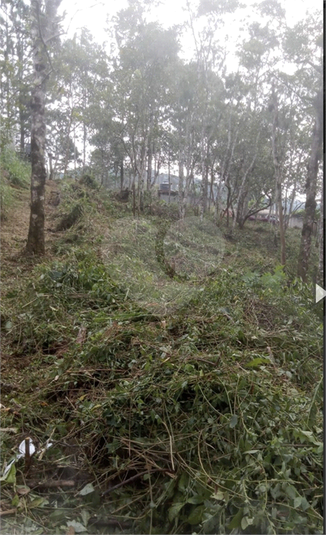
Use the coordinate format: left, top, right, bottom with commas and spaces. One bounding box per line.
0, 147, 30, 189
0, 148, 30, 221
0, 181, 323, 534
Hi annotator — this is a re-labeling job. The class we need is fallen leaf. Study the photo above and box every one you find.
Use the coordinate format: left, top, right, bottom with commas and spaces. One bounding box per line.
17, 486, 31, 495
76, 326, 87, 345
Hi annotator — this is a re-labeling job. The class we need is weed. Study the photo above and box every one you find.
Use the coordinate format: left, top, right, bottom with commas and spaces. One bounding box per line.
0, 147, 30, 188
0, 182, 323, 534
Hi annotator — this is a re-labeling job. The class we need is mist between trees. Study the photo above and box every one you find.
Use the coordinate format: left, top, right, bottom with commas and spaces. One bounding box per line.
0, 3, 324, 534
0, 0, 323, 280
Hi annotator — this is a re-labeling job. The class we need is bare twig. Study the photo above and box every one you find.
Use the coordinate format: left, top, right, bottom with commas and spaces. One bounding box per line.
26, 479, 75, 488
101, 469, 164, 497
0, 508, 17, 516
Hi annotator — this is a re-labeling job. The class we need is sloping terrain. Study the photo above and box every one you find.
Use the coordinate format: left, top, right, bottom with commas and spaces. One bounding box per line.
0, 180, 323, 535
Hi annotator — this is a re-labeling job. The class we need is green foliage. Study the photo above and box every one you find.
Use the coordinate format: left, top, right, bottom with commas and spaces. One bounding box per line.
55, 202, 84, 231
79, 173, 99, 189
242, 264, 287, 296
3, 252, 126, 353
0, 147, 30, 219
2, 226, 322, 533
0, 3, 323, 528
260, 264, 286, 292
54, 182, 98, 231
0, 178, 15, 219
0, 147, 30, 189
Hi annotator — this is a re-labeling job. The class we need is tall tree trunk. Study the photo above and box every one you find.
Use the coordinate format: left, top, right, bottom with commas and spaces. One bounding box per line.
214, 180, 223, 223
147, 145, 152, 191
147, 113, 153, 191
4, 14, 11, 145
178, 150, 185, 220
215, 116, 237, 224
298, 89, 323, 281
199, 136, 208, 220
25, 0, 61, 255
132, 180, 136, 217
82, 87, 87, 168
25, 0, 48, 255
236, 191, 249, 230
317, 188, 323, 284
225, 184, 232, 228
168, 157, 171, 204
83, 121, 86, 168
270, 86, 286, 266
120, 160, 124, 191
138, 141, 146, 212
17, 33, 26, 154
48, 152, 53, 180
233, 130, 260, 231
209, 165, 215, 211
73, 125, 77, 173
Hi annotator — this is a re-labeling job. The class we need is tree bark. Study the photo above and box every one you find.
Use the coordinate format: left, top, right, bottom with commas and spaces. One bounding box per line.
317, 187, 323, 284
232, 130, 260, 231
270, 86, 286, 266
199, 135, 208, 220
48, 152, 53, 180
178, 151, 185, 220
168, 157, 171, 204
297, 89, 323, 281
120, 160, 124, 191
25, 0, 48, 255
215, 116, 237, 224
147, 113, 153, 191
25, 0, 62, 255
17, 35, 27, 154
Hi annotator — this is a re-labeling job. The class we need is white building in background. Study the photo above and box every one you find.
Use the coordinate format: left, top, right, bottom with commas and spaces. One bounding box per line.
157, 174, 228, 204
120, 170, 318, 230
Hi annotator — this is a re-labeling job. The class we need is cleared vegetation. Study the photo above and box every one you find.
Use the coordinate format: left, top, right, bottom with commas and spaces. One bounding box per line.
0, 177, 323, 534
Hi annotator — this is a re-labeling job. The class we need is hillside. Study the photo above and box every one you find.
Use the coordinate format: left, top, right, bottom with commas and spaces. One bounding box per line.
0, 179, 323, 535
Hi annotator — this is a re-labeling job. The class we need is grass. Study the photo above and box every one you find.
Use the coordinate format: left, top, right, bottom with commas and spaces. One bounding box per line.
0, 179, 323, 534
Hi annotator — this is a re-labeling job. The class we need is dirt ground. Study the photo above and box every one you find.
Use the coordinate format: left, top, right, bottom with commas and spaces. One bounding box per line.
1, 180, 64, 392
1, 180, 61, 258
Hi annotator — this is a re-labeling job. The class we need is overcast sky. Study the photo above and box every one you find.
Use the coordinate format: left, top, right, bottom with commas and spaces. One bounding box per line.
59, 0, 323, 54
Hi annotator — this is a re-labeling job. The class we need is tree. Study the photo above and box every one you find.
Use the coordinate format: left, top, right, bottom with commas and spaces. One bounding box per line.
98, 4, 180, 210
45, 29, 109, 179
297, 85, 323, 281
183, 0, 239, 219
0, 0, 32, 152
269, 83, 286, 264
25, 0, 62, 255
281, 14, 323, 281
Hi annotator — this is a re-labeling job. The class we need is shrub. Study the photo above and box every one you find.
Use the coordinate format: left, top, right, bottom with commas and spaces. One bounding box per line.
0, 146, 30, 188
0, 177, 15, 219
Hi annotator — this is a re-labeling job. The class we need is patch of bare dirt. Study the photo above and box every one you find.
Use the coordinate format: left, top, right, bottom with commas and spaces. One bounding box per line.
1, 189, 30, 255
1, 181, 62, 259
